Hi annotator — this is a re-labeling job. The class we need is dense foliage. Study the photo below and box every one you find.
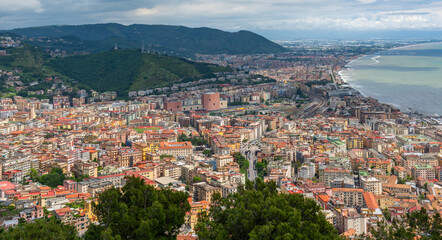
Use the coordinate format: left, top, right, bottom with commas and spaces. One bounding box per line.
8, 23, 286, 55
232, 152, 249, 174
177, 133, 208, 146
0, 218, 79, 240
196, 178, 339, 240
367, 208, 441, 240
29, 168, 66, 188
48, 50, 228, 95
85, 176, 191, 240
255, 158, 268, 179
0, 46, 230, 97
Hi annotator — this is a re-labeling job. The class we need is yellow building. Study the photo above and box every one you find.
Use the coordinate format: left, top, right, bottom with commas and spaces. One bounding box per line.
347, 137, 364, 150
133, 143, 150, 160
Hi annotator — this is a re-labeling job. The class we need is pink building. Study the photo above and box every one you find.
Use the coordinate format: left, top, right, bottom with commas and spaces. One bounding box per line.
202, 92, 220, 111
0, 181, 15, 198
20, 205, 44, 220
63, 179, 78, 191
164, 101, 182, 112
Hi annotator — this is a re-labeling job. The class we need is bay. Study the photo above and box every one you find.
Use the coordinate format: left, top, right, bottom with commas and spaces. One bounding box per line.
339, 42, 442, 116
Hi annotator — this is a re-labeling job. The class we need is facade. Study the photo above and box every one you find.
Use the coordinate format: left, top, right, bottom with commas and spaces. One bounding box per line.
298, 162, 315, 179
158, 141, 193, 158
214, 155, 234, 170
401, 154, 438, 169
73, 161, 98, 178
393, 166, 407, 180
63, 180, 78, 191
164, 101, 182, 112
117, 148, 142, 167
162, 164, 182, 180
202, 92, 221, 111
411, 164, 435, 180
221, 183, 238, 198
332, 188, 364, 207
192, 182, 221, 202
335, 208, 368, 235
360, 176, 382, 195
323, 168, 352, 187
19, 205, 44, 220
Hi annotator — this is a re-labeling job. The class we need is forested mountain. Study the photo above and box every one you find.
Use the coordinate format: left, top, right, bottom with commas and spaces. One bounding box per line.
48, 49, 229, 94
0, 46, 230, 96
5, 23, 286, 55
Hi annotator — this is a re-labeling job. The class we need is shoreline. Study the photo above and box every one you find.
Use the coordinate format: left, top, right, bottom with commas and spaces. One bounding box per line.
337, 41, 442, 118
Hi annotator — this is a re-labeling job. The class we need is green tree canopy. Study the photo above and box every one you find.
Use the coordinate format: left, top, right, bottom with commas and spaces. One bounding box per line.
193, 176, 202, 183
29, 167, 66, 188
202, 149, 212, 157
255, 159, 268, 179
85, 176, 191, 240
232, 152, 249, 174
0, 217, 79, 240
195, 178, 339, 240
368, 208, 441, 240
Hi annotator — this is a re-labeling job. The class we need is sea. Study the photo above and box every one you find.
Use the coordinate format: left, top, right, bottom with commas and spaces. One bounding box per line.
338, 42, 442, 117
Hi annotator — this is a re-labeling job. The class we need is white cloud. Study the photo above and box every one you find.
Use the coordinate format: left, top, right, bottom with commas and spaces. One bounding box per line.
356, 0, 376, 4
0, 0, 43, 12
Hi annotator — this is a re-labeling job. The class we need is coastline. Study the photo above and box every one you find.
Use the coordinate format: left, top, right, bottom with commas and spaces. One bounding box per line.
337, 41, 442, 118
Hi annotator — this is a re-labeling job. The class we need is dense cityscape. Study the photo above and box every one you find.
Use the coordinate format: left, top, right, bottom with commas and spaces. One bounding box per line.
0, 31, 441, 239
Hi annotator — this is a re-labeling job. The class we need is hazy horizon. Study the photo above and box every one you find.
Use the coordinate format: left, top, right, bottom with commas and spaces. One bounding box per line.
3, 22, 442, 41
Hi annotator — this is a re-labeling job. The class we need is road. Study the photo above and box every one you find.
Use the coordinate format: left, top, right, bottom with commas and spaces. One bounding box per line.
241, 142, 260, 181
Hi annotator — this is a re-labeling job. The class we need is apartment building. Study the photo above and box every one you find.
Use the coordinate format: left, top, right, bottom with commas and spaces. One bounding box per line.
158, 141, 193, 158
332, 188, 364, 207
214, 154, 234, 170
192, 182, 221, 202
360, 176, 382, 195
298, 162, 316, 179
117, 148, 142, 167
335, 208, 368, 235
72, 161, 98, 178
322, 168, 352, 187
401, 154, 438, 169
411, 164, 435, 180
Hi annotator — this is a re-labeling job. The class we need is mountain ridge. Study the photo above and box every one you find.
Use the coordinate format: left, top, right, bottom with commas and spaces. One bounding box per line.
3, 23, 286, 55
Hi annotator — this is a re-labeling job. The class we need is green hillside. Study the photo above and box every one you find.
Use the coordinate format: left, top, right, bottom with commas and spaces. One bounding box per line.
0, 46, 230, 96
6, 23, 286, 55
48, 49, 229, 94
0, 45, 64, 81
0, 45, 45, 72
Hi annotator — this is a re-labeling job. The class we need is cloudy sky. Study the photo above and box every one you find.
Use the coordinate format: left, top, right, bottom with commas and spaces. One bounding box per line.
1, 0, 442, 39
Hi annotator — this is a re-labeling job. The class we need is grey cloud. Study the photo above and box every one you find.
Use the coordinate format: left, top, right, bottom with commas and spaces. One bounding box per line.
0, 0, 442, 33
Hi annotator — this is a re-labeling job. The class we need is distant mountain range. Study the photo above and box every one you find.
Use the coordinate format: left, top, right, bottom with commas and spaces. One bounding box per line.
3, 23, 286, 55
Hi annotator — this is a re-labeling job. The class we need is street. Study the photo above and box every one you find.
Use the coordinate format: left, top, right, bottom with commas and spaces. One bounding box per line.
243, 144, 260, 181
